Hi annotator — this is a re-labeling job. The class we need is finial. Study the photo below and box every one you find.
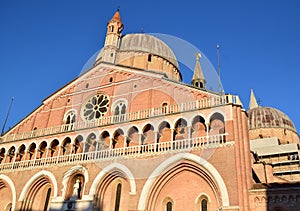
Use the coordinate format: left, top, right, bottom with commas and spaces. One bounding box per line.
117, 5, 120, 11
196, 52, 201, 61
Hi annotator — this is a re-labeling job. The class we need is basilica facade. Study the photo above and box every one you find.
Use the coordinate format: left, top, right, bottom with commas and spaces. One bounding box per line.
0, 10, 299, 211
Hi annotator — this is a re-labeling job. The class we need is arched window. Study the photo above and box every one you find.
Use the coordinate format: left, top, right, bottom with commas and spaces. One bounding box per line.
114, 183, 122, 211
201, 198, 208, 211
200, 82, 204, 88
110, 25, 114, 32
161, 102, 168, 114
64, 110, 76, 125
166, 201, 172, 211
113, 100, 127, 122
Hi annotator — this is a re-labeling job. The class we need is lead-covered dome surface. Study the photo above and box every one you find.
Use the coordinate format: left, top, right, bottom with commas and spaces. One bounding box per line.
248, 106, 296, 132
118, 33, 179, 69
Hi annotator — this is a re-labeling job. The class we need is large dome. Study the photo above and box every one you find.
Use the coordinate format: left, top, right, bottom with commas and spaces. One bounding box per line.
118, 33, 179, 69
248, 107, 296, 132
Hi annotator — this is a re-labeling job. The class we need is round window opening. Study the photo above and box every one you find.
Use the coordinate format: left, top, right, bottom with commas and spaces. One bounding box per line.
82, 93, 110, 120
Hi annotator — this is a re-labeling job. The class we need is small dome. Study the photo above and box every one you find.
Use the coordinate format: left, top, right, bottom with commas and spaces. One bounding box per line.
248, 107, 296, 132
118, 33, 179, 69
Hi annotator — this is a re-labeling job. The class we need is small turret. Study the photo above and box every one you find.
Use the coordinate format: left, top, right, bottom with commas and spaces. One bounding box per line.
96, 10, 124, 64
192, 52, 206, 89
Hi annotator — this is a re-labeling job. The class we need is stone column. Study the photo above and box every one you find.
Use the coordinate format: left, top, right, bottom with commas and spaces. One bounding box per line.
205, 122, 210, 144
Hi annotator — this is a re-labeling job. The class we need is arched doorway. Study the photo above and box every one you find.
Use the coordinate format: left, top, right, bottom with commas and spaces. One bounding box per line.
20, 176, 54, 211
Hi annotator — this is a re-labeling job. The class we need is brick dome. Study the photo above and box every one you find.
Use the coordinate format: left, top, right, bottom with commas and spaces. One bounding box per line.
248, 106, 296, 133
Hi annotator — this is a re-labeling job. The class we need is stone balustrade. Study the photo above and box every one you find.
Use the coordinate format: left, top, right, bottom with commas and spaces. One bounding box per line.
0, 94, 241, 143
0, 133, 231, 172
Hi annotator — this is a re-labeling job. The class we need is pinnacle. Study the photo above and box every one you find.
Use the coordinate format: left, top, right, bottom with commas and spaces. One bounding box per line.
248, 89, 259, 110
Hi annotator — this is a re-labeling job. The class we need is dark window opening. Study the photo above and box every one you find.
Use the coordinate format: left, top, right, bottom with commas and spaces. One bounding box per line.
201, 199, 208, 211
200, 82, 203, 88
114, 183, 122, 211
109, 77, 113, 82
162, 103, 168, 113
86, 83, 89, 89
166, 201, 172, 211
148, 54, 152, 62
43, 188, 52, 211
111, 53, 114, 57
110, 25, 114, 32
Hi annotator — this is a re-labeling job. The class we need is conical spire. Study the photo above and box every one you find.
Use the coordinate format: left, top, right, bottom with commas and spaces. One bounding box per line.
192, 52, 206, 89
109, 9, 123, 30
248, 89, 259, 110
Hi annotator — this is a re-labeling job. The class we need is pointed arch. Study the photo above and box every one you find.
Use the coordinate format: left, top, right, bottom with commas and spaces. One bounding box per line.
0, 175, 16, 211
19, 170, 58, 201
89, 163, 136, 195
137, 153, 229, 210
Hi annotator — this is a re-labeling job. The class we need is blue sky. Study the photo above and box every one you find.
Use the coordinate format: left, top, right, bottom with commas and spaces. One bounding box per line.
0, 0, 299, 133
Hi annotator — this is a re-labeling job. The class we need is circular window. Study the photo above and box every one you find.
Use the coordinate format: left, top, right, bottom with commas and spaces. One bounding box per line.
82, 93, 109, 120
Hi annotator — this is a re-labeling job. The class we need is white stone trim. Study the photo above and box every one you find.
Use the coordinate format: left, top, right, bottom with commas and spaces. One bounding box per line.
89, 163, 136, 195
0, 174, 16, 211
195, 192, 211, 203
137, 153, 229, 210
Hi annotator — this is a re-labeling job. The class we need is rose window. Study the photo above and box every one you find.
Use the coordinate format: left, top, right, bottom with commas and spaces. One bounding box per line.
82, 94, 109, 120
